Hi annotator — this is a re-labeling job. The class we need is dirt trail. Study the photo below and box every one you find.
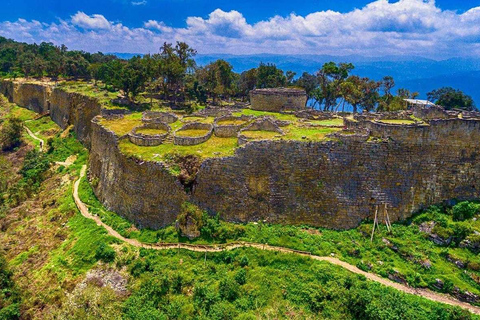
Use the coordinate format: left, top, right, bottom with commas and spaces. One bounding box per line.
24, 125, 44, 151
73, 165, 480, 315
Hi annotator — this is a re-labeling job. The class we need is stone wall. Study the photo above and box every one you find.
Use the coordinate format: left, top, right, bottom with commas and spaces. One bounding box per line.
250, 88, 307, 112
89, 119, 188, 228
0, 80, 102, 147
174, 122, 213, 146
129, 122, 171, 146
3, 79, 480, 230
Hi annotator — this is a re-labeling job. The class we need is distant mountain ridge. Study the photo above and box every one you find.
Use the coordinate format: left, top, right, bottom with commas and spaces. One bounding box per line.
108, 52, 480, 104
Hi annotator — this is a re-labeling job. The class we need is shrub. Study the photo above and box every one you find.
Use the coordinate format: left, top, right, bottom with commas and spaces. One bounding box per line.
94, 243, 116, 263
234, 269, 246, 285
19, 149, 50, 188
0, 117, 22, 151
219, 276, 239, 302
239, 255, 249, 267
452, 201, 479, 221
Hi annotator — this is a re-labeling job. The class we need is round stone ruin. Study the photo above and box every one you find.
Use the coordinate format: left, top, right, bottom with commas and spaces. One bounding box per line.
128, 122, 171, 146
142, 111, 178, 124
174, 122, 214, 146
213, 115, 252, 137
238, 117, 284, 145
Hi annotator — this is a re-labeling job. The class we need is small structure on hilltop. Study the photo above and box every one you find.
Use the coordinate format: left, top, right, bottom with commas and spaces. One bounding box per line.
404, 99, 437, 109
250, 88, 307, 112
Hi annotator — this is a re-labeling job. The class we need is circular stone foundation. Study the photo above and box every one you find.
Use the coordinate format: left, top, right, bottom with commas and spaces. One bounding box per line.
214, 115, 251, 138
174, 122, 214, 146
129, 122, 171, 146
142, 111, 178, 124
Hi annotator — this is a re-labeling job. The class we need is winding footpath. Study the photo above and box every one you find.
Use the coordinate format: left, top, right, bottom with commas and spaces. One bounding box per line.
24, 125, 44, 151
72, 164, 480, 315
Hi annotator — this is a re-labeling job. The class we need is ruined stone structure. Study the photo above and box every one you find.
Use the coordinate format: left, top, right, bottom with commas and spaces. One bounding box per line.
213, 115, 251, 138
2, 79, 480, 230
173, 122, 214, 146
250, 88, 307, 112
129, 122, 171, 146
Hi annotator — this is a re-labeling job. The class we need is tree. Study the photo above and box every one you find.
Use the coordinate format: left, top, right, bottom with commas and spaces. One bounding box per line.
295, 72, 318, 107
256, 63, 286, 88
286, 70, 296, 85
316, 62, 354, 111
0, 117, 23, 151
198, 59, 235, 104
238, 68, 257, 101
427, 87, 476, 111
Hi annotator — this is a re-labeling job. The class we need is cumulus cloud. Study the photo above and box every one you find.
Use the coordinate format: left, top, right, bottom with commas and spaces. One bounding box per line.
131, 1, 147, 6
71, 12, 111, 30
1, 0, 480, 58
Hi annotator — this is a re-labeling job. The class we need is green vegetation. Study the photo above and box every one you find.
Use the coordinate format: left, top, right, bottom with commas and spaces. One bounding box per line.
1, 103, 479, 318
428, 87, 476, 111
378, 119, 417, 125
175, 129, 210, 137
4, 36, 475, 112
241, 130, 281, 140
78, 171, 480, 303
0, 255, 20, 319
135, 127, 168, 136
0, 116, 22, 151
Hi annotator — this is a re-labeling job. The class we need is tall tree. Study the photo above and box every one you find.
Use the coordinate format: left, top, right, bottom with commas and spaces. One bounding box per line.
427, 87, 476, 111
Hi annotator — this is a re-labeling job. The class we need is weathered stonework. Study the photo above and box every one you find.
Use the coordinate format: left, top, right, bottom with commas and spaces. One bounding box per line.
250, 88, 307, 112
129, 122, 171, 146
213, 115, 251, 138
142, 111, 178, 124
174, 122, 213, 146
2, 79, 480, 231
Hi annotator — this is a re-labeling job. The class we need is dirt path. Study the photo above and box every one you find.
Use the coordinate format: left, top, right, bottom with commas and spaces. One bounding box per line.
73, 165, 480, 315
24, 125, 44, 151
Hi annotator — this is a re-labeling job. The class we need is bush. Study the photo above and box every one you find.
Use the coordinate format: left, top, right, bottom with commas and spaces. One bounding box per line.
219, 276, 239, 302
94, 243, 116, 263
19, 149, 50, 188
452, 202, 479, 221
0, 117, 22, 151
234, 269, 246, 285
239, 255, 249, 267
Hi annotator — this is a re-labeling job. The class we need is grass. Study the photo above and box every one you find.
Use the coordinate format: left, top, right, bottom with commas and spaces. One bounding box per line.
241, 130, 281, 140
2, 101, 479, 318
304, 118, 344, 126
99, 113, 143, 136
135, 127, 168, 136
379, 119, 417, 124
217, 119, 249, 126
233, 109, 298, 122
119, 135, 239, 162
282, 126, 339, 141
175, 129, 210, 137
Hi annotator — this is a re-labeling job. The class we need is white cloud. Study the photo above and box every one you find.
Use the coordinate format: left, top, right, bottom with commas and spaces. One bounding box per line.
1, 0, 480, 58
71, 12, 111, 30
132, 1, 147, 6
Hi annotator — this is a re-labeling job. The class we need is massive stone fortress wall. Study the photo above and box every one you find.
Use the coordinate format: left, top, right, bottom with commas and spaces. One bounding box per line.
0, 80, 101, 147
250, 88, 307, 112
2, 79, 480, 230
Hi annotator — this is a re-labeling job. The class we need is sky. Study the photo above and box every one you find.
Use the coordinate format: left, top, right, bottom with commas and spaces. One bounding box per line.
1, 0, 480, 58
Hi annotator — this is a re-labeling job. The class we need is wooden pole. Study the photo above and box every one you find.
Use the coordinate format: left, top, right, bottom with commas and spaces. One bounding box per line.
371, 206, 378, 242
385, 204, 392, 232
384, 204, 391, 232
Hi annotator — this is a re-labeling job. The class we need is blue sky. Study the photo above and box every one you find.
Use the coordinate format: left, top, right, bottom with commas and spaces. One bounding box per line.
1, 0, 480, 58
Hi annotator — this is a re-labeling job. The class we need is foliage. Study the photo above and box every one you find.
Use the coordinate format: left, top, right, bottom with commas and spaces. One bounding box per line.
94, 242, 116, 263
0, 116, 22, 151
428, 87, 476, 111
0, 255, 20, 320
452, 202, 480, 221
